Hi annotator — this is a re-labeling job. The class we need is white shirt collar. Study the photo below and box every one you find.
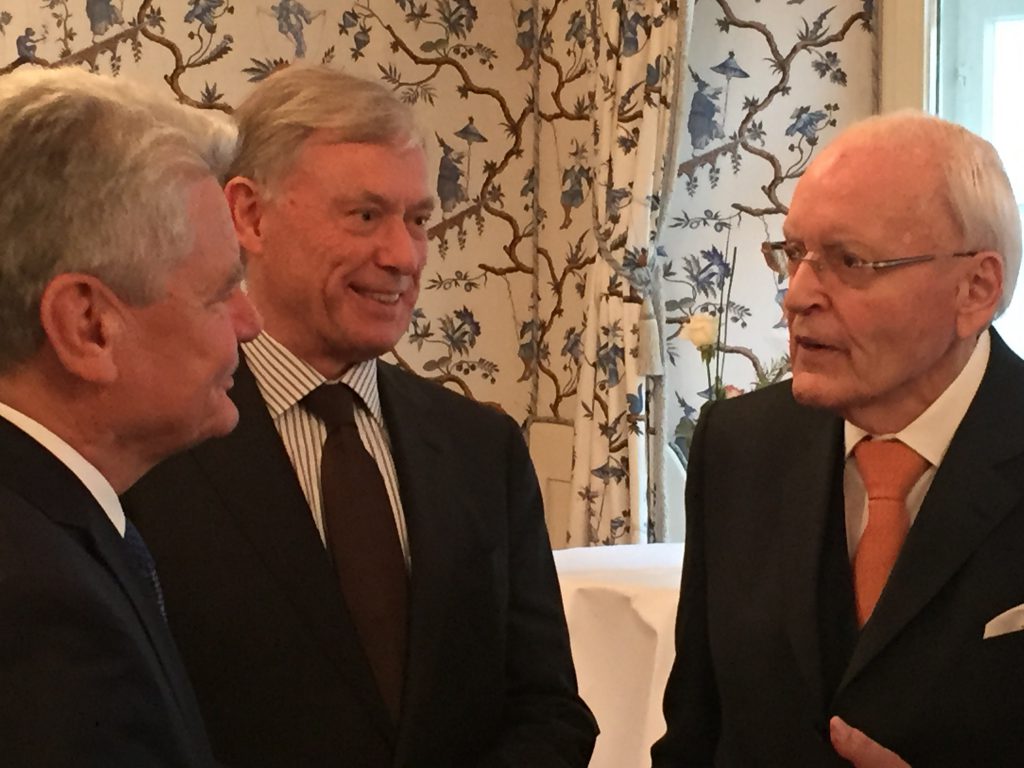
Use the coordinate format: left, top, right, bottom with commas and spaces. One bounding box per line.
844, 330, 991, 465
243, 331, 383, 423
0, 400, 125, 535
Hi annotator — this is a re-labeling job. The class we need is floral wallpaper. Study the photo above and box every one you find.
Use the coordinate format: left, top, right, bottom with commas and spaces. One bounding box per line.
0, 0, 876, 544
663, 0, 875, 475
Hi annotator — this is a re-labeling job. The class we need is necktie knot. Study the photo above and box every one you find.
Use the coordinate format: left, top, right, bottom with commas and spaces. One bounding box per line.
853, 438, 929, 501
302, 383, 357, 431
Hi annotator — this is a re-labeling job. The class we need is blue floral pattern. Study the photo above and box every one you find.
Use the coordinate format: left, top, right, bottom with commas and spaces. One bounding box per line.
664, 0, 873, 476
0, 0, 876, 547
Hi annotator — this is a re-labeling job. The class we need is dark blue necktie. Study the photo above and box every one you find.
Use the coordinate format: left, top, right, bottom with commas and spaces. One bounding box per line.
123, 517, 167, 622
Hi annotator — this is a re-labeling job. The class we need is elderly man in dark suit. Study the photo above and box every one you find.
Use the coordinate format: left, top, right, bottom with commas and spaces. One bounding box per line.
124, 65, 597, 768
652, 112, 1024, 767
0, 68, 261, 765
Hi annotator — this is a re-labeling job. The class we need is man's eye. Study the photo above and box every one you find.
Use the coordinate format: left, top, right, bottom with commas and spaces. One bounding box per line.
357, 210, 377, 223
839, 253, 862, 269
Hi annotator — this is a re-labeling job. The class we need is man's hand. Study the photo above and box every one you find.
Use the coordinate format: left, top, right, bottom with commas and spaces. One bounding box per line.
830, 717, 910, 768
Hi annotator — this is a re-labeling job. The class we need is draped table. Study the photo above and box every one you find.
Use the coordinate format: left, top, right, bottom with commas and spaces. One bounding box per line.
553, 543, 684, 768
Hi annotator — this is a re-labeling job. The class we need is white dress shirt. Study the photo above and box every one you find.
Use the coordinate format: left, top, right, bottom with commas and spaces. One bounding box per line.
0, 400, 125, 535
843, 331, 991, 558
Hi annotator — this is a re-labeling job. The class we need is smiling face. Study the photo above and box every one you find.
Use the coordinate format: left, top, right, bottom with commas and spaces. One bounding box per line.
232, 138, 434, 378
782, 127, 999, 433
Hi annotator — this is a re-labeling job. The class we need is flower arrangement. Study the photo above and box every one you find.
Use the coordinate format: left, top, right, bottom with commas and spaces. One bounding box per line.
679, 312, 720, 396
679, 311, 744, 402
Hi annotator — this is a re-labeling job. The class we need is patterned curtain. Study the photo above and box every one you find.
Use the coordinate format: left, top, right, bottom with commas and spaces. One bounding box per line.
567, 0, 694, 546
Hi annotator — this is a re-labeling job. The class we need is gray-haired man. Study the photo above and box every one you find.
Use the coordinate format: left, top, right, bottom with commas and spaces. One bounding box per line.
0, 67, 260, 766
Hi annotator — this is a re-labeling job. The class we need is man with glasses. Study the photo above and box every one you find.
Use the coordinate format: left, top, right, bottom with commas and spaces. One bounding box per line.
652, 112, 1024, 767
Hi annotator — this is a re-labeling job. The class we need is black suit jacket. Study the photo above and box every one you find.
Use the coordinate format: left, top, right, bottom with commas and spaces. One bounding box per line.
124, 357, 597, 768
652, 332, 1024, 767
0, 418, 214, 767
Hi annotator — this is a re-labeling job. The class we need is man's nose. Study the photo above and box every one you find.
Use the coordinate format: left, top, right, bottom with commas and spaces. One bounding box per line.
782, 256, 829, 316
230, 289, 262, 342
377, 217, 426, 274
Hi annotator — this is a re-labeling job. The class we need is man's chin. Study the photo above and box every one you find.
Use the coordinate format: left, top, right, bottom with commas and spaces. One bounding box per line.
191, 402, 241, 446
790, 374, 844, 412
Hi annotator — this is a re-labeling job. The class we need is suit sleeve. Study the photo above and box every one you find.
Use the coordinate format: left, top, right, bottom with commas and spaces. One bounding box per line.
475, 417, 598, 768
650, 402, 720, 768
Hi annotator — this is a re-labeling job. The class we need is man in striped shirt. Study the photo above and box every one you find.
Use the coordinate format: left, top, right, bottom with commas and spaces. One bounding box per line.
125, 65, 597, 768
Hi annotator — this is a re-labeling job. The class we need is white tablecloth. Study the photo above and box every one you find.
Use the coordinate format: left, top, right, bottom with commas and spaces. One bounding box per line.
554, 543, 684, 768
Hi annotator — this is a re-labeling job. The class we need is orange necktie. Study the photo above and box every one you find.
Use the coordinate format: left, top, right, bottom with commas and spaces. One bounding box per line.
852, 438, 929, 626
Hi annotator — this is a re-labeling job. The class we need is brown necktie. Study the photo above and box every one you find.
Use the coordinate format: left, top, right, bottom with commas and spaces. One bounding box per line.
302, 383, 408, 721
852, 438, 929, 626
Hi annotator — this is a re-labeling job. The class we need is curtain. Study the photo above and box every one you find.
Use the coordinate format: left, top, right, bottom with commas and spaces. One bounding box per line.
567, 0, 693, 546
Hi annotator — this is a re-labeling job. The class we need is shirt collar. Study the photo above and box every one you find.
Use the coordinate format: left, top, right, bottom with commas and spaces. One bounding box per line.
0, 400, 125, 535
242, 332, 383, 423
845, 329, 991, 465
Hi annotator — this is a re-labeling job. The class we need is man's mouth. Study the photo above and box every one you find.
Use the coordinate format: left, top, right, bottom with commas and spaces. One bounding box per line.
353, 287, 401, 305
794, 335, 838, 352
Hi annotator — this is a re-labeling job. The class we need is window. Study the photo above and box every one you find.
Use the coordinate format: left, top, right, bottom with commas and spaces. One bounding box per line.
937, 1, 1024, 352
882, 0, 1024, 352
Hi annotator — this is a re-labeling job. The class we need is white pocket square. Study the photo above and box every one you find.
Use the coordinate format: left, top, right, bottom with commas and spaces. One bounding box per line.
984, 603, 1024, 639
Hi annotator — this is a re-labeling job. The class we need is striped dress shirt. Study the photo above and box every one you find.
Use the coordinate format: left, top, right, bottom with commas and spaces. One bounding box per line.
242, 332, 411, 567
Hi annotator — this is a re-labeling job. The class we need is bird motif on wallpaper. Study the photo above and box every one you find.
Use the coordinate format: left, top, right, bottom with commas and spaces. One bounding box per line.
184, 0, 222, 34
786, 106, 829, 140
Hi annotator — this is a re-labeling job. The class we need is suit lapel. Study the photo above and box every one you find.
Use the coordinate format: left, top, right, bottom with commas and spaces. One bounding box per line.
86, 499, 209, 742
376, 365, 474, 757
187, 356, 395, 739
778, 404, 845, 718
839, 332, 1024, 692
0, 420, 204, 740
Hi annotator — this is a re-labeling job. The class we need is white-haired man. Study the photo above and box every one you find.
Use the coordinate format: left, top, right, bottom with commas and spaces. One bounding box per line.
0, 68, 261, 766
653, 112, 1024, 767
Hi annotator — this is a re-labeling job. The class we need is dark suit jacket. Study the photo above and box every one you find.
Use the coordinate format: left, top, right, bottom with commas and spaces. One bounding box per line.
124, 357, 597, 768
652, 332, 1024, 767
0, 418, 214, 767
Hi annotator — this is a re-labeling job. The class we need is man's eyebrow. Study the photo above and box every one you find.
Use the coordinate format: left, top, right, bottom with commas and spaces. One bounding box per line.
411, 197, 437, 214
330, 191, 437, 215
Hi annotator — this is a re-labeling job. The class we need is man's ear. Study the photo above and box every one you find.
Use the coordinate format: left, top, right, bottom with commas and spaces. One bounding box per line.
38, 273, 122, 384
224, 176, 265, 255
956, 250, 1004, 338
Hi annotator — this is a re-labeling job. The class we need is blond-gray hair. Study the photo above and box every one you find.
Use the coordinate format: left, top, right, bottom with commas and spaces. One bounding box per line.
228, 65, 421, 189
0, 66, 237, 370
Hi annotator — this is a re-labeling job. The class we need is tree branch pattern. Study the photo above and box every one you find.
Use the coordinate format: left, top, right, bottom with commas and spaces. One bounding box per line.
0, 0, 876, 469
663, 0, 874, 466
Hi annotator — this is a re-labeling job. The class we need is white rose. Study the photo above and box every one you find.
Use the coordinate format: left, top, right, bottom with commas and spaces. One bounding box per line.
681, 312, 719, 349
